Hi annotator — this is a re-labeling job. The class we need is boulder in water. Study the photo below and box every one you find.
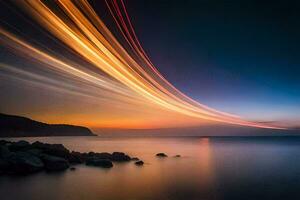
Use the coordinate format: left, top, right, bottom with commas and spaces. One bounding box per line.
9, 140, 31, 151
40, 154, 69, 171
70, 167, 76, 171
135, 160, 144, 166
86, 158, 113, 168
8, 152, 44, 174
68, 151, 84, 164
0, 145, 13, 159
88, 152, 112, 160
156, 153, 168, 157
32, 142, 70, 159
25, 148, 43, 157
0, 140, 11, 146
111, 152, 131, 162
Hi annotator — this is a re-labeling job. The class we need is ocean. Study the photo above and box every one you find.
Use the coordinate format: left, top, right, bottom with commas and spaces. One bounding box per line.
1, 136, 300, 200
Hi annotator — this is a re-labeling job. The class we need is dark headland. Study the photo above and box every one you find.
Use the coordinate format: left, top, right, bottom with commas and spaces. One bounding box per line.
0, 113, 96, 137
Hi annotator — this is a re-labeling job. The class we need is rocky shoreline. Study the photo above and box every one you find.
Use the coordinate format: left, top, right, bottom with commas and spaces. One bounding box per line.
0, 140, 144, 175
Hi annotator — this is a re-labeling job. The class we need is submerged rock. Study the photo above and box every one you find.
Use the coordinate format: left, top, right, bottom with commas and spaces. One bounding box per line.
41, 154, 69, 171
86, 158, 113, 168
156, 153, 168, 157
135, 160, 144, 166
174, 155, 181, 158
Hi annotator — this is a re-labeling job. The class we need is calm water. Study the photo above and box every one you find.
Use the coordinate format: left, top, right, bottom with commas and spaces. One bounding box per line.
1, 136, 300, 200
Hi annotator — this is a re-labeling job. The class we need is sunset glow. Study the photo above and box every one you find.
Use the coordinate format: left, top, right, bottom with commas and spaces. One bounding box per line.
0, 0, 286, 129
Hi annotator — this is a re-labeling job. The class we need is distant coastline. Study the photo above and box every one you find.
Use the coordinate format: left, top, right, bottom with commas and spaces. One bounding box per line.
0, 113, 96, 137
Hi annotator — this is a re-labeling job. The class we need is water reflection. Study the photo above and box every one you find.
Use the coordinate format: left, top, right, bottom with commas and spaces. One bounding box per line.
1, 136, 300, 200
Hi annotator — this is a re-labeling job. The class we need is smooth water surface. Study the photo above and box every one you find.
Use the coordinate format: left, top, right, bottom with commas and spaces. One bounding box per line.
1, 136, 300, 200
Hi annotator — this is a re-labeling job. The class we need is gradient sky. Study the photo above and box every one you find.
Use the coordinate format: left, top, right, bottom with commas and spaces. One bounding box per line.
0, 0, 299, 129
115, 0, 300, 122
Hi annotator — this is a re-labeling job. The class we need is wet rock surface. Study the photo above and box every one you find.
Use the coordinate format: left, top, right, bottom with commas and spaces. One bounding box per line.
111, 152, 131, 162
86, 158, 113, 168
8, 140, 31, 151
40, 154, 69, 171
70, 167, 76, 171
156, 153, 168, 157
0, 140, 136, 175
135, 160, 144, 166
9, 152, 45, 174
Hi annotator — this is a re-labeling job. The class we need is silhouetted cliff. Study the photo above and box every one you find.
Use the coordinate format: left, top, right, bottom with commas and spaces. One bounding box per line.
0, 113, 96, 137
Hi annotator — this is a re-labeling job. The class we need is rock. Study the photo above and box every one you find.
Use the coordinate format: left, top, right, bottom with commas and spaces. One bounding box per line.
9, 140, 31, 151
40, 154, 69, 171
26, 149, 43, 156
32, 142, 82, 164
45, 144, 70, 158
156, 153, 168, 157
0, 145, 13, 159
87, 151, 95, 156
68, 151, 84, 164
87, 151, 96, 157
87, 152, 112, 160
0, 158, 10, 171
135, 160, 144, 166
131, 157, 139, 161
0, 140, 138, 175
0, 140, 11, 146
86, 158, 113, 168
8, 152, 44, 174
86, 152, 131, 162
32, 142, 70, 159
97, 152, 112, 160
31, 141, 47, 149
111, 152, 131, 162
174, 155, 181, 158
81, 152, 88, 157
70, 167, 76, 171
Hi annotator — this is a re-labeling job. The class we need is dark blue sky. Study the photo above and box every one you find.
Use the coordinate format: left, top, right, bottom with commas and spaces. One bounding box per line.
111, 0, 300, 122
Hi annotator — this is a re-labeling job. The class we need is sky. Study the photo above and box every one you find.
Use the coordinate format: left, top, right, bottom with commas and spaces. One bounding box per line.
118, 0, 300, 122
0, 0, 299, 130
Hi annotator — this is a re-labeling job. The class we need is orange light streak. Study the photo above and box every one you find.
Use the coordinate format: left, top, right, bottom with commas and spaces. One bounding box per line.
0, 0, 284, 129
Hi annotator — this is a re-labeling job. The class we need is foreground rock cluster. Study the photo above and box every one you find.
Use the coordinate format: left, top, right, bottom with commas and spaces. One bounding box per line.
0, 140, 142, 175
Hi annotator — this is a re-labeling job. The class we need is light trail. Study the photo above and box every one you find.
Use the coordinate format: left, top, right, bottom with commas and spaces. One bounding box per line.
0, 0, 284, 129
